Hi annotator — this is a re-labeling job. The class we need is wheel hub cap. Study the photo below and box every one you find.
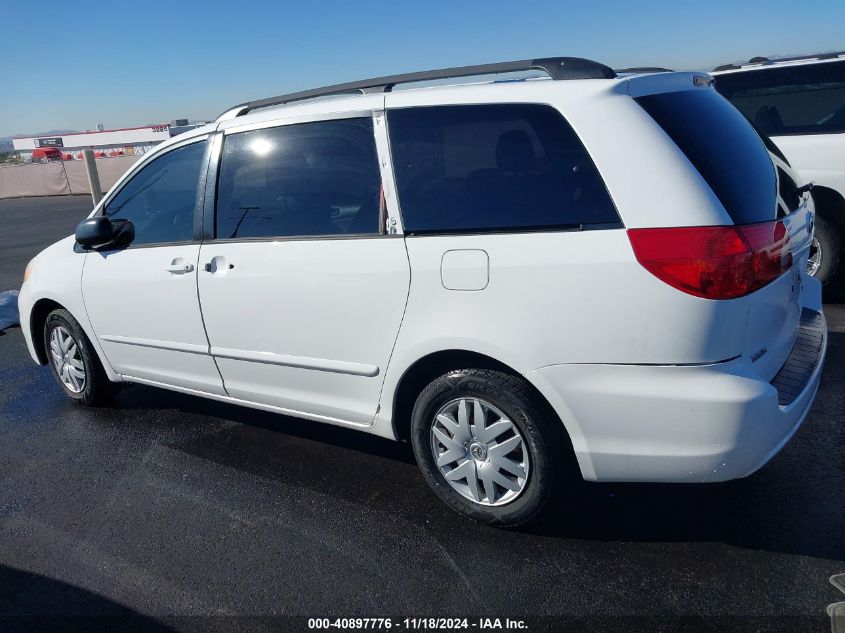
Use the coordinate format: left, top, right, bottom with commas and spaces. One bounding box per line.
430, 397, 530, 507
469, 441, 488, 461
49, 326, 85, 394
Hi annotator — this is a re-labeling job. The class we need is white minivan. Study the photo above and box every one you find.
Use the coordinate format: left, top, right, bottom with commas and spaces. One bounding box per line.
19, 58, 827, 526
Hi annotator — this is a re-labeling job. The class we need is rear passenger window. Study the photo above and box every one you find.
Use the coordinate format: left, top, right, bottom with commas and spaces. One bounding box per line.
216, 118, 381, 239
387, 104, 619, 234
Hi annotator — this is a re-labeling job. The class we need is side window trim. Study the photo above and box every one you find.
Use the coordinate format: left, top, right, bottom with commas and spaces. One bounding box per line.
208, 112, 390, 243
201, 132, 224, 241
372, 108, 404, 236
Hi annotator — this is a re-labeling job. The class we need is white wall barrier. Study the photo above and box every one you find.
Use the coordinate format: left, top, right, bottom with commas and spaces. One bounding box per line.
0, 155, 142, 200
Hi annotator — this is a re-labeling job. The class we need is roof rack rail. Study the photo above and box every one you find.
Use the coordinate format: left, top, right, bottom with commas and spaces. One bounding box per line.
615, 66, 673, 74
712, 50, 845, 72
216, 56, 617, 121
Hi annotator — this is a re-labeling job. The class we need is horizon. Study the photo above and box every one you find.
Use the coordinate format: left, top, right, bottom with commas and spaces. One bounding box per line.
1, 0, 843, 138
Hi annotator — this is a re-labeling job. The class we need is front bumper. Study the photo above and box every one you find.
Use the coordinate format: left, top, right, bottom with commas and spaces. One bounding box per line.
527, 309, 827, 483
17, 279, 40, 365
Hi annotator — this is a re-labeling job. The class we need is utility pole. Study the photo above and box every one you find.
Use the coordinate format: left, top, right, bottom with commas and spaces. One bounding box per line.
82, 148, 103, 205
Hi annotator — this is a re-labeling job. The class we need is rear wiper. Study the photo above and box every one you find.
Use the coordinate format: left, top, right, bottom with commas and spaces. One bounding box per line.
794, 182, 815, 195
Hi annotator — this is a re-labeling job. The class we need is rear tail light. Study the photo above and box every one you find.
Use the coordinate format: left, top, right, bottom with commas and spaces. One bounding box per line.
627, 219, 792, 300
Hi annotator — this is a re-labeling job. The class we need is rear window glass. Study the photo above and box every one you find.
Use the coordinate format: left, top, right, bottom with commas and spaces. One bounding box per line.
387, 104, 619, 234
715, 60, 845, 136
636, 90, 776, 225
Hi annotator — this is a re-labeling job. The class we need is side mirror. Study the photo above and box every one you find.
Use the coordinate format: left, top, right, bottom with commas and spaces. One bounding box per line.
75, 216, 115, 249
110, 219, 135, 249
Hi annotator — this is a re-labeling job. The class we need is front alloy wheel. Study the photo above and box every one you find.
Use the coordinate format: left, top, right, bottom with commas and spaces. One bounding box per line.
49, 325, 86, 393
44, 308, 117, 405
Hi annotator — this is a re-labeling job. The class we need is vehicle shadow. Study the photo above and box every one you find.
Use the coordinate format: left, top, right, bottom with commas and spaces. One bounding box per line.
108, 331, 845, 563
0, 563, 174, 632
116, 384, 417, 466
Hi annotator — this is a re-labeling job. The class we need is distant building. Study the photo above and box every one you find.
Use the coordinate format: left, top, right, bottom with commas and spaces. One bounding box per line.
12, 124, 172, 161
169, 119, 210, 138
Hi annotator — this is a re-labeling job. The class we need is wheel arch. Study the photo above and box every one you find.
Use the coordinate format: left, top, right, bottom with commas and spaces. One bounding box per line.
28, 297, 118, 382
811, 185, 845, 233
389, 348, 581, 476
29, 298, 66, 365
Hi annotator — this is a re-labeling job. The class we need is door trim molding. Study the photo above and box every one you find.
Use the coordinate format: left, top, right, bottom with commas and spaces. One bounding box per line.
100, 334, 209, 355
100, 336, 379, 377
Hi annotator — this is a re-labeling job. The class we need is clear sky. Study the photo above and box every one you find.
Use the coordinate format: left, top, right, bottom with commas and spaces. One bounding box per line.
1, 0, 843, 137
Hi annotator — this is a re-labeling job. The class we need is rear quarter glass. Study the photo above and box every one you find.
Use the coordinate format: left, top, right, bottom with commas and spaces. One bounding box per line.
636, 90, 777, 225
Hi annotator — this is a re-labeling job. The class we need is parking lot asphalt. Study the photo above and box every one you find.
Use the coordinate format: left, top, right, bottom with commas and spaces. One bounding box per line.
0, 195, 843, 632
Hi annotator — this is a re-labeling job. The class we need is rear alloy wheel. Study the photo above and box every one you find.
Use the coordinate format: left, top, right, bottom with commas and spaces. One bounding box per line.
430, 397, 530, 506
807, 236, 822, 278
808, 214, 840, 284
411, 369, 557, 527
44, 308, 116, 406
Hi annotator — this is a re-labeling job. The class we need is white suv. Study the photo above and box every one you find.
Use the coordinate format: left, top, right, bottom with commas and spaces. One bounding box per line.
18, 58, 827, 526
712, 52, 845, 284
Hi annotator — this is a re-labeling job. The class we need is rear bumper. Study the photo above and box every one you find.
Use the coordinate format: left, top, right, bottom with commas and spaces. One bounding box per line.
527, 309, 827, 483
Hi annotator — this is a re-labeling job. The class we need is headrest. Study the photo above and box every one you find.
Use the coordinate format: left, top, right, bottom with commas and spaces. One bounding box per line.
496, 130, 537, 173
754, 106, 783, 133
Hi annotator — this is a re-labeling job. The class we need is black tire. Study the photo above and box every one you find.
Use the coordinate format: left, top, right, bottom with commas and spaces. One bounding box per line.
43, 308, 117, 406
811, 214, 841, 285
410, 369, 559, 527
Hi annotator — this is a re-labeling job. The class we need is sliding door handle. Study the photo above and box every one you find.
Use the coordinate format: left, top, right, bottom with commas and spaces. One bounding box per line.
204, 256, 234, 273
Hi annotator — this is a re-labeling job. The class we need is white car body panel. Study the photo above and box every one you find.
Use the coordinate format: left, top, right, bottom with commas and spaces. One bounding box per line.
768, 133, 845, 195
528, 321, 826, 482
196, 237, 410, 425
82, 244, 226, 395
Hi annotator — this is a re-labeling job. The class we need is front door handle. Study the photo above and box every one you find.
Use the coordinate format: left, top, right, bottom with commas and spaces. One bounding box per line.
166, 263, 194, 274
